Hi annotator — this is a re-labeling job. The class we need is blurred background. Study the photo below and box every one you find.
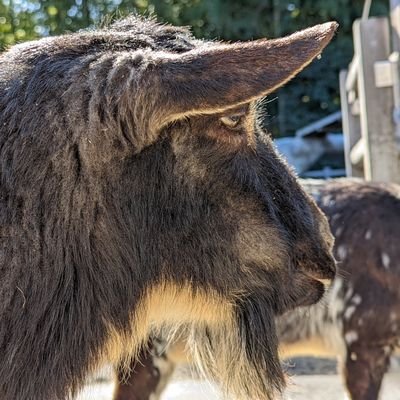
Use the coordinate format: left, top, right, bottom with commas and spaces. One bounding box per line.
0, 0, 392, 179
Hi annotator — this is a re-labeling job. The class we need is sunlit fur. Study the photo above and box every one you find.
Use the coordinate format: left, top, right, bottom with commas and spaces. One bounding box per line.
0, 16, 336, 400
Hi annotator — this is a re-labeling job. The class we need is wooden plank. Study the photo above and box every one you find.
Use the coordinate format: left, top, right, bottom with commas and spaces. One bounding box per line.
339, 69, 363, 177
353, 17, 400, 182
349, 138, 364, 166
391, 0, 400, 52
388, 52, 400, 144
345, 55, 359, 92
390, 0, 400, 146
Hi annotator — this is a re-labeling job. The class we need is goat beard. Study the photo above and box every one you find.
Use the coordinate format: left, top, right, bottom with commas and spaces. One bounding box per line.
187, 294, 285, 400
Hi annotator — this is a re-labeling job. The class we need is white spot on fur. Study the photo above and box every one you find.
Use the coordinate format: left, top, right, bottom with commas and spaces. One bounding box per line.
337, 245, 347, 260
365, 230, 372, 240
345, 331, 358, 345
384, 346, 392, 356
335, 227, 343, 236
350, 352, 358, 361
331, 213, 341, 223
344, 294, 361, 321
344, 305, 356, 320
381, 252, 390, 269
351, 294, 362, 305
344, 286, 354, 302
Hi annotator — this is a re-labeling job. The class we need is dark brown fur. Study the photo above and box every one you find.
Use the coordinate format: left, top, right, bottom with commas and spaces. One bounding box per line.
113, 179, 400, 400
0, 17, 336, 400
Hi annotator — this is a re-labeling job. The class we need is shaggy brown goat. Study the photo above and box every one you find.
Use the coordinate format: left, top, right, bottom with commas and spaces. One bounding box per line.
0, 17, 336, 400
113, 179, 400, 400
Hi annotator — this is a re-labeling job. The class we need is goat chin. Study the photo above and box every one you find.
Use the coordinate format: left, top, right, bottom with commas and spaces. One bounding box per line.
103, 282, 284, 400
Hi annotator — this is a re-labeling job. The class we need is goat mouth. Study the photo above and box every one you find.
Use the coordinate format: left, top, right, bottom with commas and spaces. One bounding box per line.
303, 273, 333, 289
297, 255, 337, 285
281, 272, 327, 312
313, 277, 333, 287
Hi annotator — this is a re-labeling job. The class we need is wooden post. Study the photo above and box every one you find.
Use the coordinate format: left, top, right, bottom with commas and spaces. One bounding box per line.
340, 70, 363, 177
353, 17, 400, 182
391, 0, 400, 52
390, 0, 400, 146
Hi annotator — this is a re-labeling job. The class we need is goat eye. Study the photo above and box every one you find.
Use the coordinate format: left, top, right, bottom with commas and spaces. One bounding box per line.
220, 114, 243, 129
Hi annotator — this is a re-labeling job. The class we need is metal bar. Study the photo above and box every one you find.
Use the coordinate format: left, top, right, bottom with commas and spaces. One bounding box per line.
344, 0, 373, 93
295, 111, 342, 137
362, 0, 372, 20
340, 70, 363, 177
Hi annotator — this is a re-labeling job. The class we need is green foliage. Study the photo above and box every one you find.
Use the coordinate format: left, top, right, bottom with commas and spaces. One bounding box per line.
0, 0, 390, 135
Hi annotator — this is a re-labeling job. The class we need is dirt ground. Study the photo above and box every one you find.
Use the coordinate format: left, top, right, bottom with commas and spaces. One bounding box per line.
77, 357, 400, 400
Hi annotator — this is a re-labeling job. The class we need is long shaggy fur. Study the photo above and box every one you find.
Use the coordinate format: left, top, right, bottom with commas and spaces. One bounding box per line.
0, 16, 336, 400
112, 179, 400, 400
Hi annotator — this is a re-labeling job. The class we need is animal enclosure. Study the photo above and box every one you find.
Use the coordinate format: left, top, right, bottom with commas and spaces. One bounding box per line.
340, 0, 400, 182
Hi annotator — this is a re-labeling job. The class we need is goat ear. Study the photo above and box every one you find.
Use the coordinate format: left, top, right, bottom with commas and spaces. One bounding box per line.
149, 22, 338, 127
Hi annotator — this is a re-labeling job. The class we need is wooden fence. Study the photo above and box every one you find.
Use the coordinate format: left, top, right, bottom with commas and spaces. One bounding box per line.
340, 0, 400, 182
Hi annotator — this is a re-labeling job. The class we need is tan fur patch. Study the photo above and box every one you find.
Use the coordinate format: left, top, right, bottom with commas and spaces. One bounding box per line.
101, 282, 234, 366
165, 338, 192, 364
106, 282, 284, 400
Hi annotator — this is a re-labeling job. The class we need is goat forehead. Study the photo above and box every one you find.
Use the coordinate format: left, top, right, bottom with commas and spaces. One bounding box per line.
6, 18, 198, 65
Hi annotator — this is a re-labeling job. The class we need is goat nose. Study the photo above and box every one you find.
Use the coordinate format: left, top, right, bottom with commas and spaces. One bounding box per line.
299, 251, 336, 284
